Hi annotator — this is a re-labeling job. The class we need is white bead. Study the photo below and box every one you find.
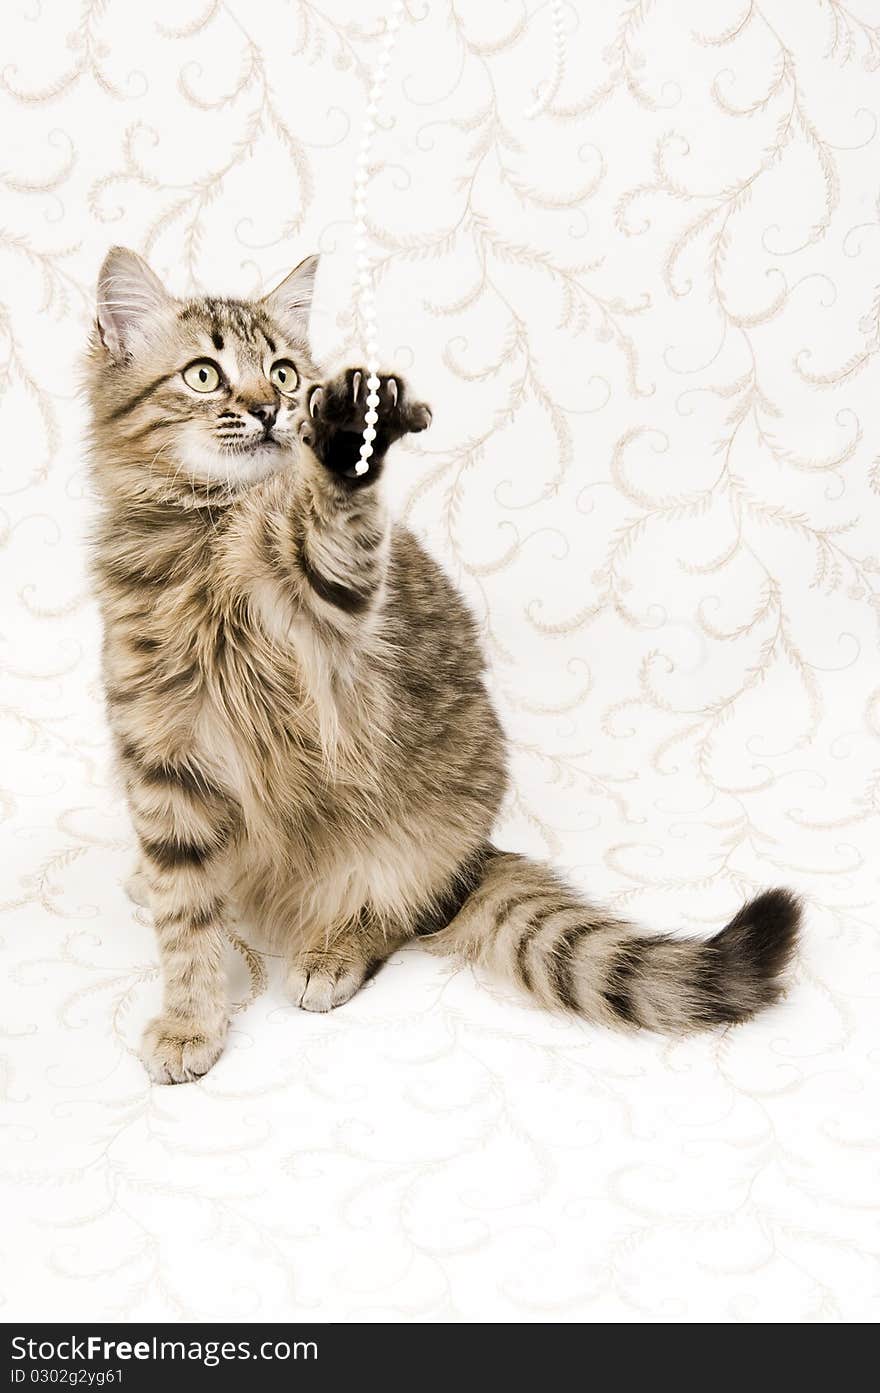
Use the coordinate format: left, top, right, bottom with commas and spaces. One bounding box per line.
359, 442, 372, 458
366, 341, 378, 358
365, 409, 378, 424
363, 426, 377, 442
367, 374, 380, 390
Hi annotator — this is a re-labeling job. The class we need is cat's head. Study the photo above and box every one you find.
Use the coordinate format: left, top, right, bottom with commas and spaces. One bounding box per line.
87, 247, 320, 503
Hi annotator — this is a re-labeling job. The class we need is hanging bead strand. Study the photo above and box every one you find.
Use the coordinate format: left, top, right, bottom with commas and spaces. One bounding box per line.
351, 1, 406, 475
524, 0, 566, 120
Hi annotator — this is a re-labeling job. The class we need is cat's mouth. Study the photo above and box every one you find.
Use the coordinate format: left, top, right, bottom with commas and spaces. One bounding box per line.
220, 433, 283, 456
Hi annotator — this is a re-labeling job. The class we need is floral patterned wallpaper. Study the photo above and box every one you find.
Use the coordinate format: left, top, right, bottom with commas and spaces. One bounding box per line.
2, 0, 878, 1321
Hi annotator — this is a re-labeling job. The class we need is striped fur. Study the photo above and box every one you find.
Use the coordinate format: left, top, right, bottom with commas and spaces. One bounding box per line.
421, 851, 800, 1032
86, 248, 800, 1083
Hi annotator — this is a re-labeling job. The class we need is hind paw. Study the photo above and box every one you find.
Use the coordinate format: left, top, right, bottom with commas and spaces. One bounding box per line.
285, 951, 370, 1013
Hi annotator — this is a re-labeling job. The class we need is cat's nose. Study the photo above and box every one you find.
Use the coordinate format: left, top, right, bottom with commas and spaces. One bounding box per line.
248, 403, 277, 433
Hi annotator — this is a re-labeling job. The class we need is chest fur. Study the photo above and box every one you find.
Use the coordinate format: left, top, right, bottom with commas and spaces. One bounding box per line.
105, 595, 381, 825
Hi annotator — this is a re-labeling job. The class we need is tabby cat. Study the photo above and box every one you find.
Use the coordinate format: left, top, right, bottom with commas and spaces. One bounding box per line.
86, 247, 800, 1083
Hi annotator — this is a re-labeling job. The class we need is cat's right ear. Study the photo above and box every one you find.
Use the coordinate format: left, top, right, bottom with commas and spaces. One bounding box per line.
96, 247, 170, 361
261, 254, 320, 340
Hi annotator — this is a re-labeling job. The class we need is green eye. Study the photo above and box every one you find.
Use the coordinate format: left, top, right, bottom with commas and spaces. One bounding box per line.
182, 360, 221, 392
269, 360, 298, 396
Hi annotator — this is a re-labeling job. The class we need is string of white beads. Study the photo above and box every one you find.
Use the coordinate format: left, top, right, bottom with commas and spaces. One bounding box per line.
523, 0, 566, 119
351, 0, 406, 475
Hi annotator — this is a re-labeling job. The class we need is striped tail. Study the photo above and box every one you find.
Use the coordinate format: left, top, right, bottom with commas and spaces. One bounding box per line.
424, 849, 800, 1032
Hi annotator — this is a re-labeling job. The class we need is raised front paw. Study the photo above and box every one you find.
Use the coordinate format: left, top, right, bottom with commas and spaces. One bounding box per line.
141, 1014, 228, 1084
299, 369, 431, 481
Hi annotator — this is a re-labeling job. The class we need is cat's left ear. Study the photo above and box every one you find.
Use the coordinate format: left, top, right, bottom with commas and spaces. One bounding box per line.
262, 254, 319, 339
96, 247, 171, 361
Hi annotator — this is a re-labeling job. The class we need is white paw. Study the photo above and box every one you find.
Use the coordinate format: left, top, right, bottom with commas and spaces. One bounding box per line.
124, 864, 151, 908
141, 1015, 228, 1084
286, 957, 366, 1013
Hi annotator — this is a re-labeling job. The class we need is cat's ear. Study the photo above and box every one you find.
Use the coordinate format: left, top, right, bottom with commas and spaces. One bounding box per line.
262, 254, 319, 339
96, 247, 171, 360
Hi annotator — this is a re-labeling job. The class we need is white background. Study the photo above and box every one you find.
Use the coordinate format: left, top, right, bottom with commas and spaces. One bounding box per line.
1, 0, 879, 1322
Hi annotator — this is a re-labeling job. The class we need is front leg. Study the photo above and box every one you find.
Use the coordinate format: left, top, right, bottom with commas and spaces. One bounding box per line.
256, 369, 431, 635
122, 746, 236, 1083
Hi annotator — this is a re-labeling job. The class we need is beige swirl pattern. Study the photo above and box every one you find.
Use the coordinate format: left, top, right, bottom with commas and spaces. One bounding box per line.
1, 0, 878, 1322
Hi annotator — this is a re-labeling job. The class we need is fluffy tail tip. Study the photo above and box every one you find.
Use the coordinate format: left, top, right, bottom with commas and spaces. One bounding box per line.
712, 887, 802, 1020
